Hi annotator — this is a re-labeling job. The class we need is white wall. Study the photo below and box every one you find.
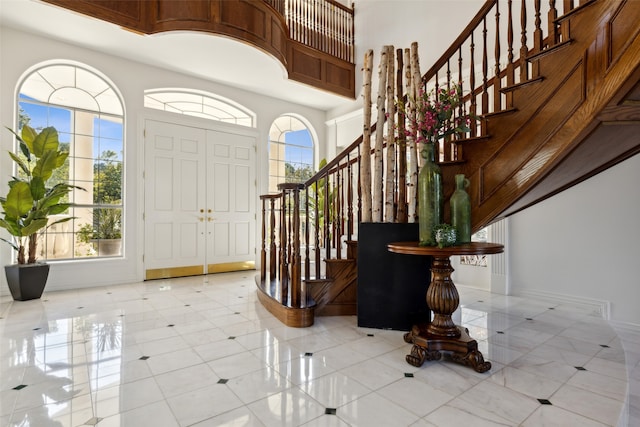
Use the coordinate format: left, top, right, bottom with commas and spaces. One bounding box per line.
509, 153, 640, 327
0, 26, 328, 294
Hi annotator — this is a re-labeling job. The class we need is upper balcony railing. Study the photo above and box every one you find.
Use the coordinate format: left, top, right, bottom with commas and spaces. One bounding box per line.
264, 0, 354, 62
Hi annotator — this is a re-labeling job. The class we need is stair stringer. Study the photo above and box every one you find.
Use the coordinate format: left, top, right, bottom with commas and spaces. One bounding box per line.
306, 258, 357, 316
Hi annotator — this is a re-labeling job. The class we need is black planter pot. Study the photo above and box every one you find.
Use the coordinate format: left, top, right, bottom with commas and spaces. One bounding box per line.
5, 263, 50, 301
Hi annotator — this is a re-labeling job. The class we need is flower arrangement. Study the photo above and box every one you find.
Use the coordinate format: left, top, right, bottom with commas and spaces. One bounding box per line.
407, 84, 473, 148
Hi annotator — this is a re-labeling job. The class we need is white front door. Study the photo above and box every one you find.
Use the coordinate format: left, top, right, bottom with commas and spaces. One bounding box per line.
144, 120, 256, 279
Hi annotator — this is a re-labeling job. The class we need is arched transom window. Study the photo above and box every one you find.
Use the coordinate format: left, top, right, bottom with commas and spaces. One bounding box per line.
144, 89, 255, 127
17, 62, 124, 260
268, 115, 315, 192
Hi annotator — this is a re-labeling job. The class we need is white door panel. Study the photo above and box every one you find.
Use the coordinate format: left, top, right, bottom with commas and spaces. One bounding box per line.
145, 121, 256, 279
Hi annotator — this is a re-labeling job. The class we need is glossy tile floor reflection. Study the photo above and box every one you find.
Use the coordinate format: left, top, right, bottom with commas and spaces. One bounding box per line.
1, 272, 638, 426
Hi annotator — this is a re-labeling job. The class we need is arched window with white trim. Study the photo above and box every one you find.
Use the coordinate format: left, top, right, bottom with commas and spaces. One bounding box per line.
144, 89, 255, 127
268, 115, 315, 192
17, 62, 124, 260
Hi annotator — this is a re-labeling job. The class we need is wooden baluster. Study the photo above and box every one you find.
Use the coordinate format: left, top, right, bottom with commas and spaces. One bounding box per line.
324, 171, 330, 262
304, 187, 310, 281
279, 190, 288, 303
314, 179, 320, 278
347, 152, 354, 238
270, 197, 276, 282
494, 0, 502, 112
482, 17, 489, 116
456, 45, 463, 162
548, 0, 558, 46
357, 144, 362, 224
444, 60, 452, 162
336, 166, 342, 259
291, 186, 301, 307
470, 31, 477, 136
532, 0, 542, 77
520, 0, 529, 82
561, 0, 573, 43
261, 197, 266, 282
506, 0, 515, 108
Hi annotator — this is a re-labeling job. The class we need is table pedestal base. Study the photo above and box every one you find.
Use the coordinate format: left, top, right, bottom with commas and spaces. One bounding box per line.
403, 323, 491, 373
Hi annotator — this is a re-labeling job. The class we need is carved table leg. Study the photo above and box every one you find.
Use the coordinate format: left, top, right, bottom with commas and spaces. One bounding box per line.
404, 255, 492, 373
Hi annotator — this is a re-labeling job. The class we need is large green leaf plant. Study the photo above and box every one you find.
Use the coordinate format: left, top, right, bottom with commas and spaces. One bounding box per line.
0, 126, 82, 264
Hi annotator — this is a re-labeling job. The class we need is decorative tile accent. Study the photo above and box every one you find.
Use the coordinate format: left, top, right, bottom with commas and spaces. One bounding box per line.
167, 324, 175, 327
234, 312, 240, 314
404, 373, 414, 378
32, 327, 40, 331
575, 366, 586, 371
537, 399, 552, 405
525, 318, 533, 320
77, 306, 84, 309
13, 385, 27, 390
185, 304, 190, 307
325, 408, 337, 415
139, 356, 150, 360
217, 379, 228, 384
549, 307, 555, 310
600, 344, 610, 348
84, 417, 103, 425
228, 336, 236, 340
497, 331, 505, 334
143, 298, 148, 300
367, 334, 374, 337
305, 352, 313, 357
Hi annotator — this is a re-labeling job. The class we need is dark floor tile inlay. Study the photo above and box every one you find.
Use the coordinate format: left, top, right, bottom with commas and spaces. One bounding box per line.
367, 334, 374, 337
325, 408, 337, 415
228, 336, 236, 340
139, 356, 150, 360
538, 399, 552, 405
575, 366, 586, 371
13, 385, 27, 390
305, 352, 313, 357
217, 379, 228, 384
497, 331, 505, 334
404, 373, 414, 378
600, 344, 610, 348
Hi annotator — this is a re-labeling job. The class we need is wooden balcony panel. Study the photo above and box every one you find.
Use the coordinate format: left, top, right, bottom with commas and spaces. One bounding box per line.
42, 0, 355, 98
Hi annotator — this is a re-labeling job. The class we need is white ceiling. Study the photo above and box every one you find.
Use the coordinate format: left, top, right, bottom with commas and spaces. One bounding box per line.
0, 0, 356, 112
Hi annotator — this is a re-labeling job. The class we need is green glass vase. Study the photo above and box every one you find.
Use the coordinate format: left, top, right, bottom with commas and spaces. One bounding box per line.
418, 143, 443, 246
450, 174, 471, 243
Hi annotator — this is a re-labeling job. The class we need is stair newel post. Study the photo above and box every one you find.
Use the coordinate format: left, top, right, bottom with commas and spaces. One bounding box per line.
260, 197, 267, 282
482, 16, 489, 115
269, 197, 277, 283
520, 0, 529, 82
548, 0, 558, 46
282, 188, 290, 303
494, 0, 502, 112
506, 0, 515, 108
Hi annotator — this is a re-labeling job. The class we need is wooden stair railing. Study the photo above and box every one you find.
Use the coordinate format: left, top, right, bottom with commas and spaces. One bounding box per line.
257, 0, 640, 327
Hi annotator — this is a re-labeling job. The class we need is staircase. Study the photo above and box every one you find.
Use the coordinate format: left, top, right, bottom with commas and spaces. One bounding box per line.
256, 0, 640, 327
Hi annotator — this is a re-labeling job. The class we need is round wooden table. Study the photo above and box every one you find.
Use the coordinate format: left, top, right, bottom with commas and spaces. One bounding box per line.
387, 241, 504, 373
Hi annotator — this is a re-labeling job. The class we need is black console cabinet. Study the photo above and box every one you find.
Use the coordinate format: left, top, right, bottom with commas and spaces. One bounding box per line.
357, 222, 432, 331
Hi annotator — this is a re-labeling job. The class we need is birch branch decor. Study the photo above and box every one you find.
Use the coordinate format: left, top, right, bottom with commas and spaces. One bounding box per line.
361, 49, 373, 222
372, 45, 389, 222
384, 45, 396, 223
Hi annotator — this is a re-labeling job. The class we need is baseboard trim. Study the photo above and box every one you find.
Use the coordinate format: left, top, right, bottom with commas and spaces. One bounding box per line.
518, 289, 610, 320
609, 319, 640, 332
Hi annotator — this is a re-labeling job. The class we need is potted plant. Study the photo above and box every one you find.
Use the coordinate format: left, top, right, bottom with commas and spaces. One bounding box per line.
0, 126, 81, 300
77, 203, 122, 256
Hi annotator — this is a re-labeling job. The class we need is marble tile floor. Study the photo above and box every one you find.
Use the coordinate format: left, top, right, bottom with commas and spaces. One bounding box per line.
1, 271, 638, 427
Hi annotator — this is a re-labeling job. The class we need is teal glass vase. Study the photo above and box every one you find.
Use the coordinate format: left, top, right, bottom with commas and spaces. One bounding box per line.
450, 174, 471, 243
418, 143, 443, 246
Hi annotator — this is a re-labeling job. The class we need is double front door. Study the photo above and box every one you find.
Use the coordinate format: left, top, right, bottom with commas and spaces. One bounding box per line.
144, 120, 256, 279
